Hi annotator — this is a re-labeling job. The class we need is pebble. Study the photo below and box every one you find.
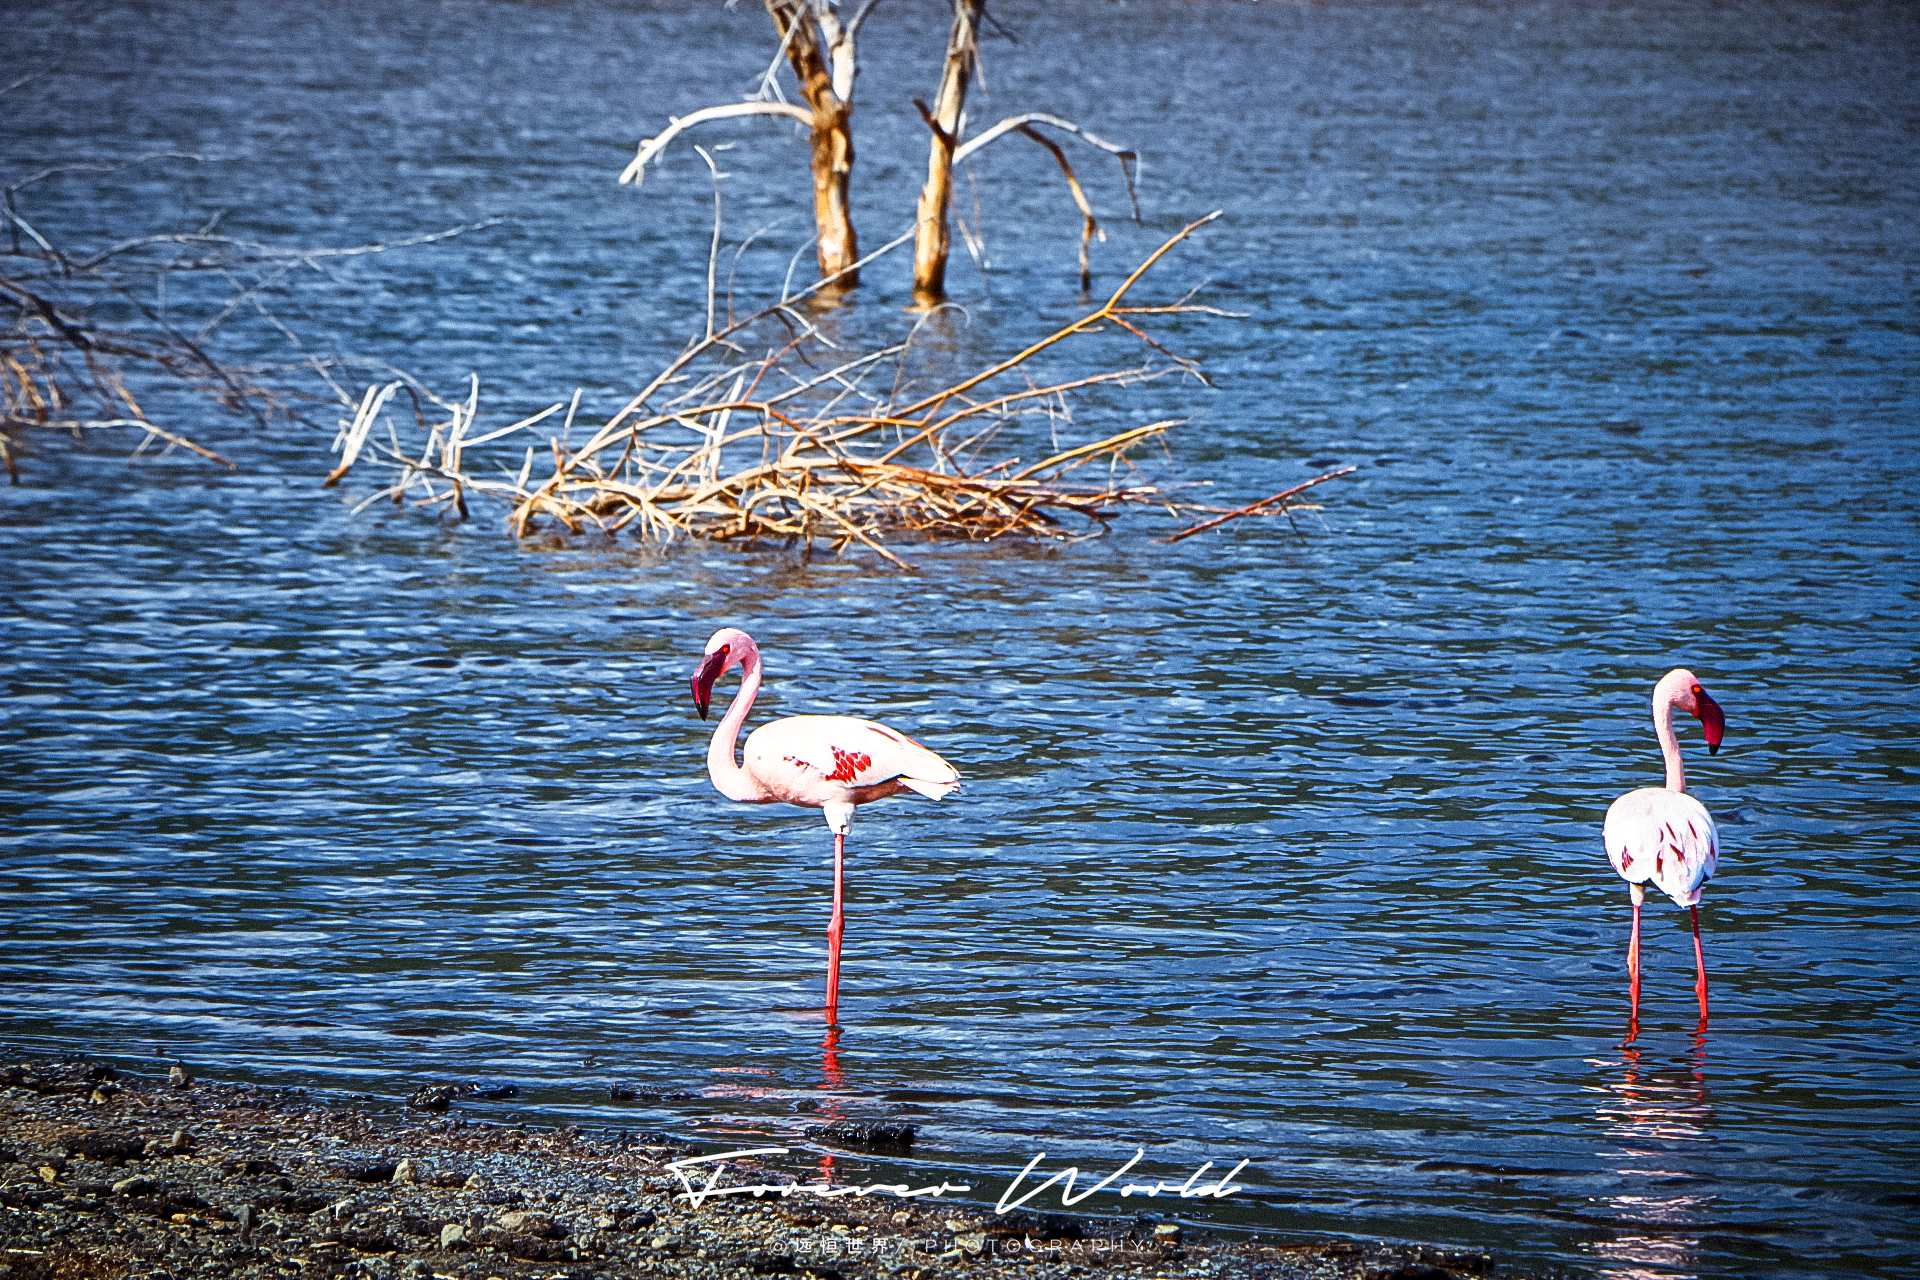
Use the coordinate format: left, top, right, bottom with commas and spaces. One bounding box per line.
168, 1065, 190, 1087
111, 1175, 160, 1195
392, 1157, 419, 1183
493, 1209, 562, 1239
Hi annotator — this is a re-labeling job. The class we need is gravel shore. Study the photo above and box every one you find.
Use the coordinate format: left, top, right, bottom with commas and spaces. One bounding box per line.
0, 1060, 1535, 1280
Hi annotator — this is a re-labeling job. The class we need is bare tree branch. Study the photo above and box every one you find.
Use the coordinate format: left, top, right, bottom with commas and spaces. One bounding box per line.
955, 112, 1141, 221
618, 101, 814, 186
1157, 468, 1357, 544
1013, 123, 1103, 290
845, 0, 887, 41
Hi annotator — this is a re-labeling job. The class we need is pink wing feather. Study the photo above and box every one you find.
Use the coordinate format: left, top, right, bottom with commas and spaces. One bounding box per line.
742, 715, 959, 806
1602, 787, 1719, 907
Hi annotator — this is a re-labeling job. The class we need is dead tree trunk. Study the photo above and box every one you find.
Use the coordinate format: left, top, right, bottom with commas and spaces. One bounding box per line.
911, 0, 983, 302
910, 8, 1137, 299
620, 2, 877, 292
770, 0, 863, 288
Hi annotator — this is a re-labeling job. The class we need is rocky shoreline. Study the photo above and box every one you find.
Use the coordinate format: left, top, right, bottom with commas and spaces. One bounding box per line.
0, 1060, 1533, 1280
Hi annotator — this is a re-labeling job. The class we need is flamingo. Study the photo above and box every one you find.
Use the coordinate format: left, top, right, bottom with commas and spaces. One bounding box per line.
1602, 668, 1727, 1029
690, 627, 960, 1019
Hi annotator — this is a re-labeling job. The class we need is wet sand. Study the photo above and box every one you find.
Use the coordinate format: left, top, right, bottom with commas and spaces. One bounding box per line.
0, 1060, 1533, 1280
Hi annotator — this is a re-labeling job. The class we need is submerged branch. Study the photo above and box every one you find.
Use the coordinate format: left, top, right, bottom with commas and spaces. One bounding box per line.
1157, 467, 1358, 544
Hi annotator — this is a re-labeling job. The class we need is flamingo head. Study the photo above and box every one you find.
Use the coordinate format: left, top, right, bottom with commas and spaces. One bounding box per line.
691, 627, 758, 720
1660, 668, 1726, 755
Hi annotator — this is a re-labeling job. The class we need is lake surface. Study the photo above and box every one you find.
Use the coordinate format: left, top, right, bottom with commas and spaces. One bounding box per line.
3, 2, 1917, 1277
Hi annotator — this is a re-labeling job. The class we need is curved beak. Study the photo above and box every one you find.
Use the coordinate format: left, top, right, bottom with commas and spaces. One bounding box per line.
1695, 687, 1726, 755
690, 645, 730, 720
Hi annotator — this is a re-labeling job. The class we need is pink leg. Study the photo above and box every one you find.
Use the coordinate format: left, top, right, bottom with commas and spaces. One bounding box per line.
1691, 905, 1709, 1022
1627, 886, 1643, 1024
825, 830, 845, 1020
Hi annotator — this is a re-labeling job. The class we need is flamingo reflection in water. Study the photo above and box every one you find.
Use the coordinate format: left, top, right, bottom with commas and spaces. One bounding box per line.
1590, 1030, 1714, 1280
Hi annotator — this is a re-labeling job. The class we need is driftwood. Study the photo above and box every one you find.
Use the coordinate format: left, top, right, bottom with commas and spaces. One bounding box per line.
1, 147, 503, 483
1158, 466, 1358, 543
2, 154, 269, 480
327, 217, 1259, 568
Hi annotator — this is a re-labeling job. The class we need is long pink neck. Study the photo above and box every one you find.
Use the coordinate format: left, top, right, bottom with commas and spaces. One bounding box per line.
708, 646, 768, 801
1654, 690, 1686, 793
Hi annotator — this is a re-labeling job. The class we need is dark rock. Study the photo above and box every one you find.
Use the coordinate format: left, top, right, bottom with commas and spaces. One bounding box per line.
323, 1228, 404, 1253
747, 1256, 800, 1274
408, 1079, 517, 1108
501, 1235, 573, 1262
343, 1161, 397, 1183
624, 1130, 702, 1157
260, 1191, 331, 1215
221, 1157, 281, 1176
68, 1133, 148, 1163
802, 1120, 917, 1150
608, 1085, 637, 1101
409, 1085, 457, 1112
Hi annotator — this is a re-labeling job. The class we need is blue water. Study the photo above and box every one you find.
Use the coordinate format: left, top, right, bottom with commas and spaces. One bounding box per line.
3, 3, 1918, 1277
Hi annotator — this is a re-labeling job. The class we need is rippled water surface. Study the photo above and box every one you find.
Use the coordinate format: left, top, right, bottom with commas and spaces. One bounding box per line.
4, 3, 1918, 1277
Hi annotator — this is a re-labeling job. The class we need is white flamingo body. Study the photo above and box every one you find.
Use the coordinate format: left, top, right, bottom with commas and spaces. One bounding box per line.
1603, 787, 1718, 908
691, 627, 959, 1017
739, 714, 960, 818
1607, 667, 1728, 1031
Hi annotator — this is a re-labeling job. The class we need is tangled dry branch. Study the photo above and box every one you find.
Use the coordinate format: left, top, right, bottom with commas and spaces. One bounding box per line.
326, 216, 1259, 569
0, 148, 501, 483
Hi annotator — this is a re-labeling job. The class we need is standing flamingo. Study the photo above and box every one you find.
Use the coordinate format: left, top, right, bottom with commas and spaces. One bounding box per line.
1602, 668, 1727, 1029
690, 627, 960, 1019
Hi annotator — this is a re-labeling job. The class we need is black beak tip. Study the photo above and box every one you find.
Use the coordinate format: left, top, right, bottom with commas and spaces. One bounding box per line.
1708, 742, 1719, 756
